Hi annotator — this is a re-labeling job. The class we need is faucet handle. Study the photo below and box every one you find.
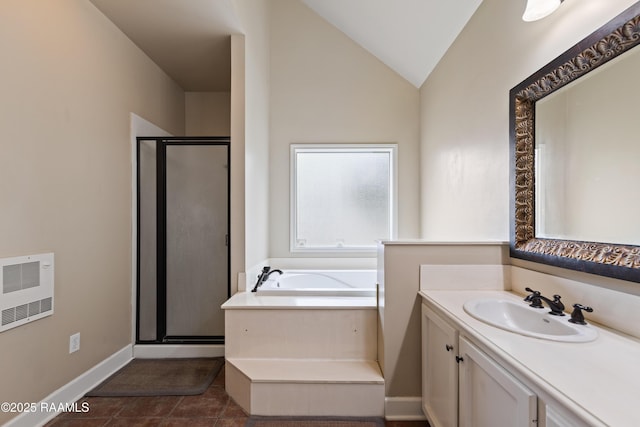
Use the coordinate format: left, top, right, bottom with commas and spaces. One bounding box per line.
569, 303, 593, 325
257, 266, 270, 277
524, 287, 543, 308
251, 266, 272, 292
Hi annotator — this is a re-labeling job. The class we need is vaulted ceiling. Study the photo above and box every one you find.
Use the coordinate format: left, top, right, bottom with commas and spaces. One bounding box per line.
89, 0, 242, 91
89, 0, 483, 91
301, 0, 482, 88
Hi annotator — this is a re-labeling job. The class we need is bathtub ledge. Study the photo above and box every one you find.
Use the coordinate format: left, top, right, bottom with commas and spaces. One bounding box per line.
221, 292, 377, 309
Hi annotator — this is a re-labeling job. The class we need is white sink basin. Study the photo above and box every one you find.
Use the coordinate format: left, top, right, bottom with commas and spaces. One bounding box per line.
463, 298, 598, 343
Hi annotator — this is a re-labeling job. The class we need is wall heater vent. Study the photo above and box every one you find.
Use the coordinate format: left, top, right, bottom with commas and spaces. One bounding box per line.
0, 253, 54, 333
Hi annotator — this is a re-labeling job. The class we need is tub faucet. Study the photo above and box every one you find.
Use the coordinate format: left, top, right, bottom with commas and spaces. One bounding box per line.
265, 268, 283, 280
251, 266, 283, 292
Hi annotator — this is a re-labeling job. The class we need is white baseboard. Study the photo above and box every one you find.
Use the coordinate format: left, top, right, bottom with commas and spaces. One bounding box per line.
5, 345, 133, 427
133, 344, 224, 359
384, 396, 426, 420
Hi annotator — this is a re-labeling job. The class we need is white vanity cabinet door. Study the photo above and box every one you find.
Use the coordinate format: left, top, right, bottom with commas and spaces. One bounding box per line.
545, 404, 589, 427
458, 337, 537, 427
422, 304, 459, 427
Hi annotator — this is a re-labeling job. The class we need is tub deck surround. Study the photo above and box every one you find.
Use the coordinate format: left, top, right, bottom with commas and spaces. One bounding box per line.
222, 291, 383, 416
420, 289, 640, 427
222, 291, 377, 309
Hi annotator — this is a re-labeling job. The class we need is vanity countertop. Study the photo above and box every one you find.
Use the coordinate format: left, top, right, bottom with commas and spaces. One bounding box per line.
419, 289, 640, 427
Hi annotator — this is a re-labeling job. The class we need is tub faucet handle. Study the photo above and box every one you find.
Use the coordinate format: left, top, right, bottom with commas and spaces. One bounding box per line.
251, 266, 272, 292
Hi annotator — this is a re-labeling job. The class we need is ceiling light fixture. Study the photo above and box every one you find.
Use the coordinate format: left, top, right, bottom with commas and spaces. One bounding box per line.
522, 0, 564, 22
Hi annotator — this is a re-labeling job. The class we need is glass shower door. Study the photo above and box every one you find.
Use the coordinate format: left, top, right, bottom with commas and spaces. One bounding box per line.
165, 143, 228, 339
137, 138, 229, 344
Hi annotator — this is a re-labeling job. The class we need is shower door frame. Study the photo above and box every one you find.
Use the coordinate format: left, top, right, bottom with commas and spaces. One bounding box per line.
136, 136, 230, 345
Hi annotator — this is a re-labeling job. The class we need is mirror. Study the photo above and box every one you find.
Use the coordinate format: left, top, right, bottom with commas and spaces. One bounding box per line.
535, 47, 640, 246
510, 2, 640, 282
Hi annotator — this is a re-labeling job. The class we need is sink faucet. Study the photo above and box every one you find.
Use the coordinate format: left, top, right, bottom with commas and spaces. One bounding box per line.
538, 294, 565, 316
251, 266, 283, 292
524, 287, 565, 316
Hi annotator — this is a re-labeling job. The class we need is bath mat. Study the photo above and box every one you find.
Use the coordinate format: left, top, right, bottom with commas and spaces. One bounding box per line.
245, 416, 386, 427
86, 357, 223, 397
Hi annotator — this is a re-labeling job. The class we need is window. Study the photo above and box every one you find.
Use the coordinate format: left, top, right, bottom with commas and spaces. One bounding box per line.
291, 144, 397, 252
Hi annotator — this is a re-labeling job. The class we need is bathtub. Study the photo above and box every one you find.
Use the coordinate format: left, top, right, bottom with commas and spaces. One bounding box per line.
256, 270, 377, 297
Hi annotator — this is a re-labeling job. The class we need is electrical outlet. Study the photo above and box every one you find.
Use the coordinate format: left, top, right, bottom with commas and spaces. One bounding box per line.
69, 332, 80, 353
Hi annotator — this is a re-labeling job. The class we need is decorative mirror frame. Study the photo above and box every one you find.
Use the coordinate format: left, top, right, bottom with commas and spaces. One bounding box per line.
509, 2, 640, 283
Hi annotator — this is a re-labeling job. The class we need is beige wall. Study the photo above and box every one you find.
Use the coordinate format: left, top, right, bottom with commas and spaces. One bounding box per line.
0, 0, 185, 423
378, 242, 508, 401
268, 0, 421, 259
185, 92, 231, 136
234, 0, 272, 273
419, 0, 638, 241
230, 34, 246, 294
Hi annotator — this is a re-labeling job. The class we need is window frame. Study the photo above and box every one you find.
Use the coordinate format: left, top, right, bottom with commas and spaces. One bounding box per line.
290, 143, 398, 253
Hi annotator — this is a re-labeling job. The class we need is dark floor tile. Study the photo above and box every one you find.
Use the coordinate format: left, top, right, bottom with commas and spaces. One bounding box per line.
169, 395, 226, 418
215, 418, 248, 427
45, 418, 111, 427
105, 418, 165, 426
116, 396, 182, 418
68, 397, 129, 418
384, 421, 430, 427
219, 398, 247, 418
212, 366, 225, 387
201, 385, 230, 402
161, 418, 219, 426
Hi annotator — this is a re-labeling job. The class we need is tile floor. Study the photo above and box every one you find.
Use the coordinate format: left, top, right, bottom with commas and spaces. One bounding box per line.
45, 364, 430, 427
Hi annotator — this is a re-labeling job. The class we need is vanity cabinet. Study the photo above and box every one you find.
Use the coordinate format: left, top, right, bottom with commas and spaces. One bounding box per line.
422, 304, 537, 427
458, 337, 536, 426
543, 403, 589, 427
421, 305, 458, 427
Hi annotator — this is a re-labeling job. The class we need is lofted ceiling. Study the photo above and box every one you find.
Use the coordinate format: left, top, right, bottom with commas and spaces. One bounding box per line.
302, 0, 483, 88
89, 0, 482, 91
89, 0, 242, 91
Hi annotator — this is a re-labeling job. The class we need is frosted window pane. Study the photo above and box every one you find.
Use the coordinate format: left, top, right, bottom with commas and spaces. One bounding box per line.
295, 149, 391, 248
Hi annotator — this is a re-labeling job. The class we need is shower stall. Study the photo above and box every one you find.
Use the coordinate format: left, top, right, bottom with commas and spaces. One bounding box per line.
136, 137, 229, 344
